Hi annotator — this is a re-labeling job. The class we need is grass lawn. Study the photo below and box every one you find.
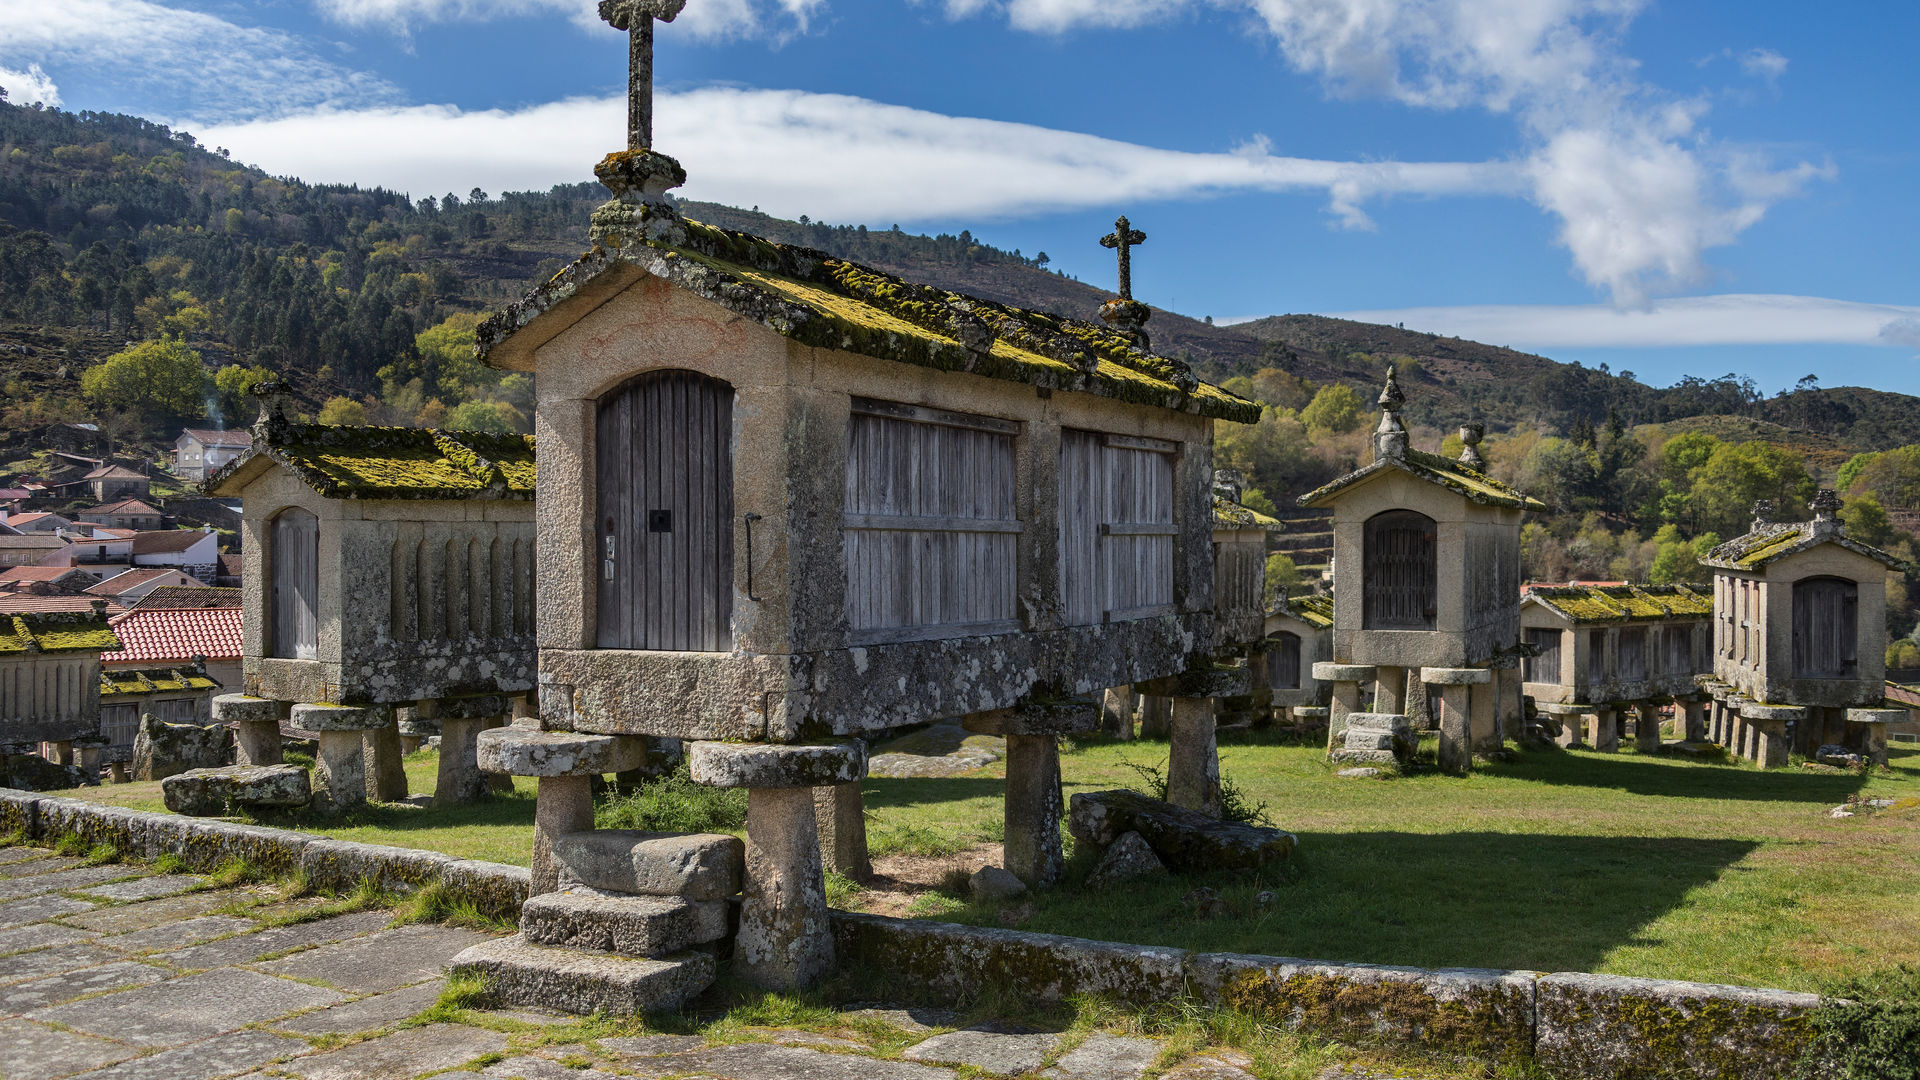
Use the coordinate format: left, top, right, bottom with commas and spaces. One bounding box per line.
57, 735, 1920, 993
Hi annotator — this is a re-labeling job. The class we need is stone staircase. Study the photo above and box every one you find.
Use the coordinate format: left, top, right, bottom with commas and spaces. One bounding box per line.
449, 830, 744, 1014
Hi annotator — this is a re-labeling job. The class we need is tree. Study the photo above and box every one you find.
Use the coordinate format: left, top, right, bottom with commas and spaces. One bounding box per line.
1688, 441, 1816, 538
1298, 384, 1365, 435
1264, 553, 1301, 602
212, 364, 275, 426
316, 396, 368, 426
79, 339, 208, 426
445, 400, 519, 434
1841, 495, 1897, 549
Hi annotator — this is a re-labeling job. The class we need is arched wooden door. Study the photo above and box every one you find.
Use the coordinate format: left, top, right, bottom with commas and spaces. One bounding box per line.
1268, 631, 1302, 689
1362, 509, 1436, 630
270, 507, 319, 660
596, 370, 735, 651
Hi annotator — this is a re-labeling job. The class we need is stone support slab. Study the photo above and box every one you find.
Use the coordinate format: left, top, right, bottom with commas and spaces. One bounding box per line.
962, 699, 1100, 737
436, 717, 489, 806
290, 702, 391, 733
1167, 697, 1221, 819
1101, 685, 1136, 741
737, 785, 833, 990
1373, 666, 1406, 715
1434, 684, 1471, 774
1138, 695, 1171, 739
813, 780, 871, 878
1634, 704, 1661, 754
532, 774, 594, 896
1592, 709, 1618, 753
479, 728, 647, 777
313, 730, 367, 813
1681, 700, 1706, 743
689, 740, 866, 789
1752, 719, 1790, 769
363, 719, 408, 802
1002, 733, 1064, 888
1469, 681, 1499, 754
1324, 677, 1367, 753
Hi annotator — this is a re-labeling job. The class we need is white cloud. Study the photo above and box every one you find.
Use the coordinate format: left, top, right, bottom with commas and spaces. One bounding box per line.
196, 87, 1524, 221
0, 0, 398, 122
947, 0, 1828, 305
1322, 295, 1920, 351
306, 0, 814, 40
0, 63, 61, 108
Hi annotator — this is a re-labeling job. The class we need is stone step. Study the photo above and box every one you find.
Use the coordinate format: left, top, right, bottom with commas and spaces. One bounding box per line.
552, 830, 744, 901
520, 886, 730, 958
448, 934, 714, 1015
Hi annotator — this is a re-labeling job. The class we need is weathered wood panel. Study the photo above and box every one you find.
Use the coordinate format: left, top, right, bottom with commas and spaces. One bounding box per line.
1588, 629, 1609, 681
1661, 624, 1692, 675
1618, 627, 1647, 682
1362, 510, 1435, 630
596, 370, 735, 652
1793, 576, 1858, 678
1267, 631, 1302, 689
843, 404, 1019, 640
1059, 430, 1176, 626
1525, 628, 1563, 683
269, 507, 318, 660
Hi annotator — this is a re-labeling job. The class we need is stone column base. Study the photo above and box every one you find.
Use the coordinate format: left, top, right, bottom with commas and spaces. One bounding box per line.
1168, 698, 1221, 818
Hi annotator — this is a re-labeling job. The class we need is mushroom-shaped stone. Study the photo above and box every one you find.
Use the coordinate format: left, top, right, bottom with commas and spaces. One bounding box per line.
478, 728, 649, 777
1313, 662, 1378, 682
688, 740, 866, 789
1739, 703, 1807, 721
1846, 708, 1908, 724
437, 693, 515, 720
290, 703, 392, 732
211, 694, 281, 725
1421, 666, 1492, 685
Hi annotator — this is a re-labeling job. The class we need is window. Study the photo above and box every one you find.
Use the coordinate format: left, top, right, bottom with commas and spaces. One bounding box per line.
1362, 510, 1436, 630
1059, 430, 1177, 626
1524, 628, 1563, 683
1268, 631, 1302, 689
843, 399, 1020, 642
1792, 576, 1858, 679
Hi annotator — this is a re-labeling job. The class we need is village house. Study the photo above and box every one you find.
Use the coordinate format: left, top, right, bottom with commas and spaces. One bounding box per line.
0, 566, 95, 594
453, 0, 1260, 1005
174, 428, 253, 482
107, 587, 244, 687
77, 464, 151, 503
59, 527, 133, 581
1520, 583, 1713, 752
1698, 493, 1909, 766
206, 385, 537, 811
75, 498, 166, 532
0, 511, 72, 534
129, 528, 221, 578
0, 533, 70, 569
1300, 387, 1545, 772
86, 567, 205, 605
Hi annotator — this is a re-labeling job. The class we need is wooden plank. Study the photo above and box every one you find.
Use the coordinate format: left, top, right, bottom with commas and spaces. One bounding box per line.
851, 397, 1020, 435
843, 514, 1022, 534
849, 619, 1020, 646
270, 508, 318, 660
1101, 522, 1180, 537
1102, 433, 1179, 454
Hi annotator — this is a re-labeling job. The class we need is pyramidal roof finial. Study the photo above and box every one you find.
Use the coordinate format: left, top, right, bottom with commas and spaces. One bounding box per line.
1374, 367, 1408, 462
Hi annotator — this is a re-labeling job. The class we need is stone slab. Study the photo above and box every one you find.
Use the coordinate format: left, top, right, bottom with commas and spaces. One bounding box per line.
552, 830, 744, 901
254, 923, 490, 993
1311, 663, 1376, 681
628, 1043, 956, 1080
599, 1034, 707, 1058
77, 875, 208, 902
0, 865, 144, 901
832, 913, 1190, 1004
521, 886, 730, 957
163, 766, 310, 816
961, 699, 1101, 736
1, 960, 171, 1012
478, 729, 646, 777
482, 1056, 625, 1080
28, 967, 345, 1045
1066, 790, 1296, 873
0, 941, 126, 983
0, 847, 46, 864
274, 978, 446, 1035
839, 1007, 957, 1035
0, 893, 95, 928
62, 889, 246, 933
298, 838, 456, 896
289, 703, 391, 733
688, 740, 867, 788
282, 1023, 508, 1080
157, 910, 391, 970
1534, 971, 1820, 1079
904, 1028, 1063, 1075
0, 1016, 135, 1078
106, 915, 257, 953
61, 1030, 308, 1080
1847, 708, 1908, 724
448, 934, 715, 1016
1420, 667, 1491, 685
0, 855, 84, 879
1041, 1033, 1164, 1080
0, 920, 96, 953
212, 695, 283, 726
1738, 703, 1806, 721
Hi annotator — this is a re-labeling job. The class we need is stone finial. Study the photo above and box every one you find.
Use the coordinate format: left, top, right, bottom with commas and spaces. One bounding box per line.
249, 375, 290, 443
1213, 468, 1246, 504
1810, 489, 1842, 536
599, 0, 687, 151
1096, 215, 1152, 351
1374, 367, 1407, 462
1100, 215, 1147, 301
590, 0, 688, 248
89, 599, 107, 617
1750, 499, 1775, 530
1457, 421, 1486, 471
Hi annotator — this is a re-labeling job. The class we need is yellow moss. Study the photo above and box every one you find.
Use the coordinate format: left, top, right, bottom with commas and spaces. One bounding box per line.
0, 614, 120, 654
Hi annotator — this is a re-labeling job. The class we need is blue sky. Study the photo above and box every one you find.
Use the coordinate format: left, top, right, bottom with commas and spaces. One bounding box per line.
3, 0, 1916, 395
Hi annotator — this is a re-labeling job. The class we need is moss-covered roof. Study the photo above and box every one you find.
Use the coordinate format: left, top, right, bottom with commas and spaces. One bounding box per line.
1270, 592, 1333, 628
0, 611, 121, 655
207, 425, 535, 501
1702, 521, 1906, 572
100, 666, 219, 697
1297, 447, 1546, 511
1213, 495, 1284, 530
477, 217, 1259, 424
1526, 583, 1713, 624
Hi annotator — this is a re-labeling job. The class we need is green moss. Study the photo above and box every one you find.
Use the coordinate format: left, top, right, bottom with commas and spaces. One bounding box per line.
1220, 970, 1531, 1059
1545, 988, 1816, 1079
1532, 584, 1715, 625
0, 612, 120, 654
266, 424, 535, 500
1214, 496, 1283, 529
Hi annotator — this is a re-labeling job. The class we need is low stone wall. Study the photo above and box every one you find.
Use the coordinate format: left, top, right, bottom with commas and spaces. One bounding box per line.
0, 786, 527, 922
0, 787, 1820, 1078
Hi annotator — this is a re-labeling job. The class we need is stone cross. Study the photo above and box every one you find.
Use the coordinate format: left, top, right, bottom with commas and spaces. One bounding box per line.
599, 0, 687, 150
1099, 215, 1147, 300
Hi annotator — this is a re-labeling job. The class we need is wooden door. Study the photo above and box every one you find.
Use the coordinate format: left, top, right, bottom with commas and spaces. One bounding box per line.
596, 370, 734, 652
270, 507, 318, 660
1793, 577, 1857, 678
1059, 430, 1177, 626
1362, 510, 1435, 630
1268, 631, 1301, 689
1525, 628, 1563, 683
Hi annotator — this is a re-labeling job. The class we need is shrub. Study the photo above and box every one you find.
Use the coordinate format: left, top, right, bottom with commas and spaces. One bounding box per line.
595, 762, 746, 834
1798, 964, 1920, 1079
1124, 761, 1273, 827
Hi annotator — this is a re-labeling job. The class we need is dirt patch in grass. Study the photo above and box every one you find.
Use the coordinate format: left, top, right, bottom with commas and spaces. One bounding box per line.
853, 842, 1002, 918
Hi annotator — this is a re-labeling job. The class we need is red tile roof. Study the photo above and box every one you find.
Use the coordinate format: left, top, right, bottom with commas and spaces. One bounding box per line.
106, 605, 242, 662
78, 499, 163, 517
0, 566, 84, 583
0, 594, 125, 615
2, 512, 61, 529
83, 464, 148, 481
0, 534, 68, 550
130, 530, 213, 555
181, 428, 253, 448
85, 568, 185, 596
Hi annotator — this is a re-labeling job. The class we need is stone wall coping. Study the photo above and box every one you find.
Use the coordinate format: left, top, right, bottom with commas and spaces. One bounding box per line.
1538, 702, 1593, 715
1312, 663, 1377, 681
289, 702, 393, 732
1846, 708, 1908, 724
1421, 666, 1492, 685
1343, 712, 1409, 728
1292, 707, 1330, 718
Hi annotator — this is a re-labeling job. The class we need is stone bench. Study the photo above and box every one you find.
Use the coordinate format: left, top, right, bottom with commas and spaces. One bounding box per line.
161, 764, 311, 816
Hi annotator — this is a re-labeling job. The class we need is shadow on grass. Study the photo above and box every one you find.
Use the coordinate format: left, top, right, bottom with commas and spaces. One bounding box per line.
983, 829, 1762, 977
1478, 743, 1875, 804
863, 775, 1005, 810
247, 790, 537, 834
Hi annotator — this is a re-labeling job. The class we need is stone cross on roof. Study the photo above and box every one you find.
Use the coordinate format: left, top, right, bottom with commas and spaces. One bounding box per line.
600, 0, 686, 150
1099, 216, 1147, 300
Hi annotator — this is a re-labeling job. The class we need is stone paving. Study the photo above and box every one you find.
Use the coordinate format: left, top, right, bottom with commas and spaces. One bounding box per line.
0, 845, 1430, 1080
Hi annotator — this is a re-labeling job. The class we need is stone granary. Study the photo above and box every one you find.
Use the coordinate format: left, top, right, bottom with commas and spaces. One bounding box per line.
459, 0, 1259, 1004
98, 659, 221, 778
0, 603, 120, 787
1263, 592, 1333, 725
1698, 493, 1908, 767
1205, 471, 1285, 731
1520, 584, 1713, 752
1299, 380, 1545, 772
203, 386, 537, 810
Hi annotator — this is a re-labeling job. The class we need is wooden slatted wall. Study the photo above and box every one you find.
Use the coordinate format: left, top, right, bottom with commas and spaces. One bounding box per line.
1792, 576, 1858, 678
1058, 430, 1177, 626
1618, 627, 1648, 681
595, 371, 735, 652
843, 400, 1019, 643
270, 507, 319, 660
1525, 628, 1563, 683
